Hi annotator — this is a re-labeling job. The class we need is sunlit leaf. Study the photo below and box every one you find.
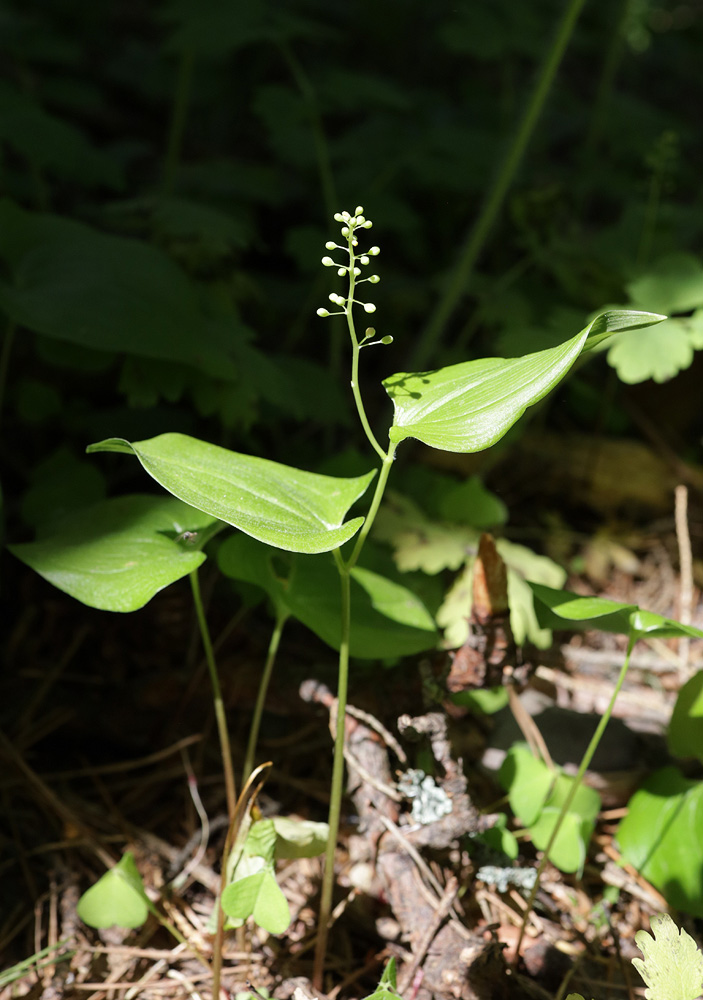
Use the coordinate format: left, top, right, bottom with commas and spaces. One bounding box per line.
384, 310, 665, 453
77, 853, 148, 929
633, 913, 703, 1000
88, 434, 375, 555
9, 495, 217, 611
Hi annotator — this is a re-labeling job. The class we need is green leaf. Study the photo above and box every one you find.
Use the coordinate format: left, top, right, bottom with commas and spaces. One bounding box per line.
383, 310, 664, 453
668, 670, 703, 762
8, 495, 218, 611
218, 534, 437, 658
216, 531, 290, 620
633, 913, 703, 1000
618, 767, 703, 917
629, 610, 703, 641
373, 492, 478, 574
244, 820, 277, 863
360, 957, 404, 1000
0, 199, 236, 377
221, 867, 291, 935
77, 853, 149, 929
449, 686, 510, 714
88, 434, 375, 555
530, 584, 703, 641
499, 744, 554, 827
528, 773, 601, 875
530, 582, 637, 633
271, 817, 328, 859
436, 476, 508, 528
500, 745, 600, 874
607, 318, 699, 384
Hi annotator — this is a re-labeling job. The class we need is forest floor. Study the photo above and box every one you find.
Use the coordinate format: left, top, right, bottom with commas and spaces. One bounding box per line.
3, 446, 703, 1000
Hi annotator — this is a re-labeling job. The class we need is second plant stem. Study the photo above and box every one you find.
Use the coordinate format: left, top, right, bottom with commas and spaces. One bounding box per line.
189, 568, 237, 819
242, 612, 288, 784
512, 632, 637, 961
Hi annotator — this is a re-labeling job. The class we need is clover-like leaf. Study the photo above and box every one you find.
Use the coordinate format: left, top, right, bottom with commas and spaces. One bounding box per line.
221, 866, 291, 936
88, 433, 375, 554
77, 853, 149, 929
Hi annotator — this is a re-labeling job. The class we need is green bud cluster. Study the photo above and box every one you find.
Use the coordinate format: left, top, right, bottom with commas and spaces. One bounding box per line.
316, 206, 384, 340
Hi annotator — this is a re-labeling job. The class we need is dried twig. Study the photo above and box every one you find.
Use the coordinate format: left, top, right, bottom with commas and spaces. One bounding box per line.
396, 876, 460, 996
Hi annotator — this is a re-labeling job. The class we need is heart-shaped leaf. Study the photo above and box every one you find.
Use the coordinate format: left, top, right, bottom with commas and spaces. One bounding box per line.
9, 495, 218, 611
88, 434, 375, 554
618, 767, 703, 918
77, 853, 149, 929
383, 310, 665, 453
218, 533, 437, 658
221, 867, 291, 935
500, 744, 601, 874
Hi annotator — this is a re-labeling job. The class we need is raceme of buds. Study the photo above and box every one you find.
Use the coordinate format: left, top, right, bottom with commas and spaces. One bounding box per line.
317, 207, 385, 334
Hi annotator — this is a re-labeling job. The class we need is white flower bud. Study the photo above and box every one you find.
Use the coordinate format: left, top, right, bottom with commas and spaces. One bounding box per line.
363, 302, 376, 313
321, 256, 335, 266
368, 275, 380, 283
359, 255, 369, 265
353, 267, 361, 276
325, 241, 337, 250
362, 221, 373, 229
354, 205, 364, 215
368, 246, 380, 255
333, 213, 344, 222
317, 308, 330, 317
341, 226, 349, 237
337, 267, 347, 277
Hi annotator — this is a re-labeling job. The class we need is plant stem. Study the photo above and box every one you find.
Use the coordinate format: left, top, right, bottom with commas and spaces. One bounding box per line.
348, 446, 396, 569
410, 0, 588, 369
242, 613, 288, 784
345, 256, 386, 462
313, 550, 351, 991
189, 569, 237, 820
512, 632, 637, 963
163, 48, 194, 196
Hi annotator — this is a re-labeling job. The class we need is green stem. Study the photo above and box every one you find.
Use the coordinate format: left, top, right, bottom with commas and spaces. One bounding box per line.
348, 446, 396, 569
513, 632, 637, 963
241, 613, 288, 784
345, 263, 386, 462
163, 48, 194, 196
313, 552, 351, 991
189, 569, 237, 820
410, 0, 589, 369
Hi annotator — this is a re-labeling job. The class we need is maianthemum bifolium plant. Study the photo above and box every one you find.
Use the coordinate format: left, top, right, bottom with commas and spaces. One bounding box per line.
9, 207, 669, 988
